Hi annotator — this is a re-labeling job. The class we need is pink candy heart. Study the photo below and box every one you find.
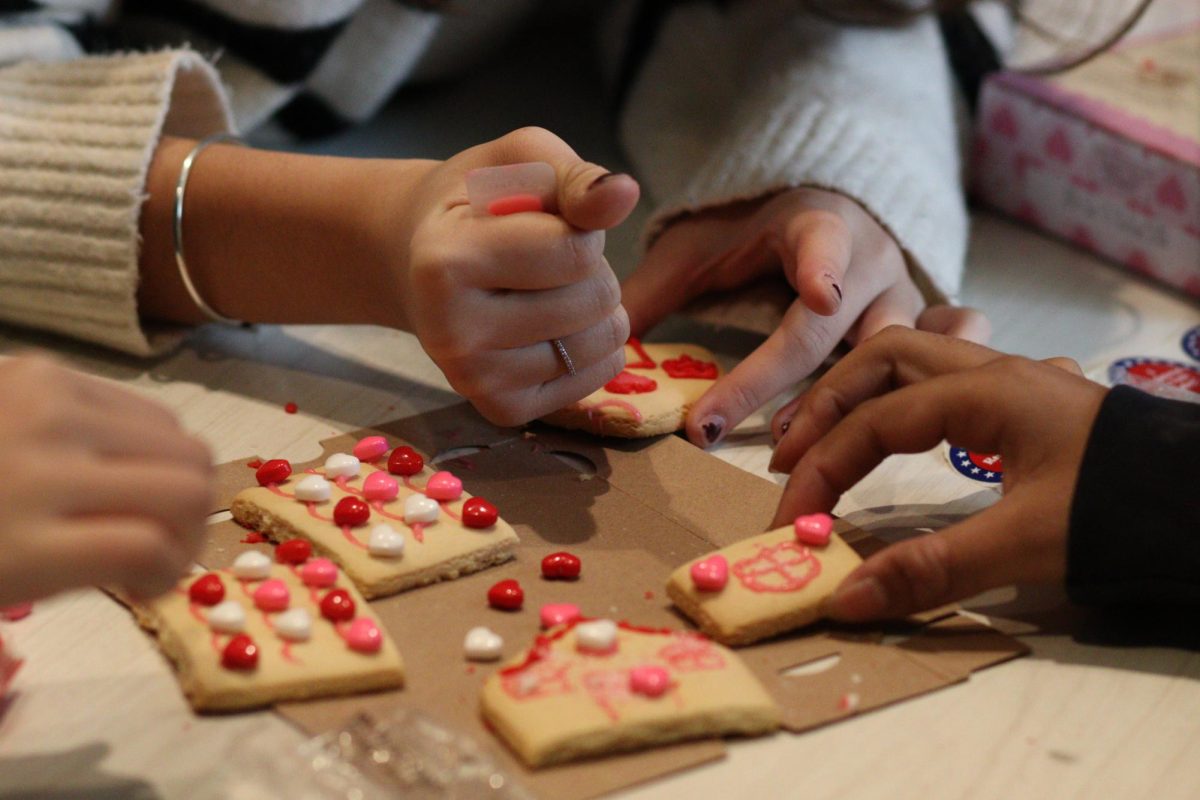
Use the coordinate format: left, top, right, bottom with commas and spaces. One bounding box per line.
300, 558, 338, 588
690, 555, 728, 592
344, 617, 383, 653
539, 603, 581, 629
253, 579, 290, 612
793, 513, 833, 547
362, 471, 400, 502
424, 471, 463, 501
353, 436, 390, 462
629, 665, 672, 698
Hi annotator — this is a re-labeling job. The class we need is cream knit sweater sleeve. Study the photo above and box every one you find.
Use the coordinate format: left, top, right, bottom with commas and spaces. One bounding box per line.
0, 50, 234, 356
619, 1, 968, 302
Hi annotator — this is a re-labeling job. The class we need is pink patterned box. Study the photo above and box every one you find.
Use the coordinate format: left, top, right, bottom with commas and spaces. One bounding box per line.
972, 29, 1200, 298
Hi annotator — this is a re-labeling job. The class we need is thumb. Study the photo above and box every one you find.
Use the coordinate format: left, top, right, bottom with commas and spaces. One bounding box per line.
555, 165, 640, 231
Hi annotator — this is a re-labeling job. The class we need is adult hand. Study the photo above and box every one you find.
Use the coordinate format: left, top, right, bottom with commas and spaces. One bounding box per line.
622, 188, 988, 445
767, 327, 1107, 621
393, 127, 641, 426
0, 355, 213, 604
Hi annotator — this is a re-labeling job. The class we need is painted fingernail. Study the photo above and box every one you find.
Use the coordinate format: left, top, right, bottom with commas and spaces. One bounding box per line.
780, 420, 790, 435
587, 172, 622, 191
828, 577, 887, 621
700, 416, 725, 445
825, 273, 843, 308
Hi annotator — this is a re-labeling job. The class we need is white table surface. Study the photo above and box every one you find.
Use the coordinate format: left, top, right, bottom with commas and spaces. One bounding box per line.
2, 10, 1199, 798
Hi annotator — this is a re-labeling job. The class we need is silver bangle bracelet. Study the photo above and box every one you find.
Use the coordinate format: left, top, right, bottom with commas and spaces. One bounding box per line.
173, 133, 245, 326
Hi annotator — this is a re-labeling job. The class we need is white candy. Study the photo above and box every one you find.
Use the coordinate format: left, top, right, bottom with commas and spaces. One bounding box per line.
231, 550, 272, 580
293, 474, 332, 502
464, 627, 504, 661
367, 524, 405, 558
207, 600, 246, 634
575, 619, 618, 654
324, 453, 360, 479
404, 494, 440, 524
273, 608, 313, 641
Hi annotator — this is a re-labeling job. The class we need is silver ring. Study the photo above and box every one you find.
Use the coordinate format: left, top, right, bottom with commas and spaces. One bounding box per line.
552, 338, 576, 376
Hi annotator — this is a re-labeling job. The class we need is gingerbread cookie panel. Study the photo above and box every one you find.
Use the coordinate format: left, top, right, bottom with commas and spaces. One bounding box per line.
667, 514, 863, 646
541, 340, 721, 438
481, 618, 779, 767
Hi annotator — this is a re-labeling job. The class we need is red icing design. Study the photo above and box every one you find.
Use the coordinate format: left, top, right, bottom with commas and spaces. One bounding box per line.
541, 551, 581, 580
188, 573, 225, 606
1156, 175, 1187, 212
222, 634, 259, 670
1045, 128, 1073, 163
320, 589, 356, 622
625, 338, 656, 369
732, 541, 822, 593
656, 636, 724, 672
500, 660, 573, 700
255, 459, 292, 486
488, 579, 524, 611
275, 539, 312, 565
605, 371, 658, 394
333, 497, 370, 527
988, 104, 1018, 139
246, 459, 263, 469
582, 669, 632, 721
240, 531, 266, 544
462, 497, 498, 529
661, 354, 718, 380
387, 446, 424, 477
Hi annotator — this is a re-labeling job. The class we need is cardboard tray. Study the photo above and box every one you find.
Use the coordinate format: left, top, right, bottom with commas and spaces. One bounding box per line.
198, 403, 1027, 799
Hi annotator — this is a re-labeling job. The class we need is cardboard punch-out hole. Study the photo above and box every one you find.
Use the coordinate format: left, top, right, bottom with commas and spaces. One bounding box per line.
779, 653, 842, 678
431, 445, 486, 465
548, 450, 598, 477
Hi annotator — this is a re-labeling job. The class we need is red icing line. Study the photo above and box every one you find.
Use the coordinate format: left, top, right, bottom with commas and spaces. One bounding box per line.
280, 641, 300, 664
246, 459, 263, 469
284, 402, 298, 414
440, 501, 462, 522
625, 338, 656, 369
731, 541, 822, 593
499, 619, 681, 678
340, 525, 368, 550
210, 632, 224, 654
240, 531, 266, 544
661, 353, 718, 380
402, 476, 424, 492
370, 501, 406, 522
604, 371, 658, 394
306, 502, 333, 523
187, 603, 207, 625
334, 476, 364, 497
410, 522, 426, 544
265, 484, 295, 500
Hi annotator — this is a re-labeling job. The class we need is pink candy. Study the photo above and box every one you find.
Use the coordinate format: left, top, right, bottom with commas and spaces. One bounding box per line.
362, 471, 400, 502
353, 436, 390, 462
629, 665, 672, 698
0, 603, 33, 622
300, 558, 338, 588
253, 579, 290, 612
539, 603, 581, 629
345, 617, 383, 653
424, 471, 463, 501
793, 513, 833, 547
690, 555, 728, 592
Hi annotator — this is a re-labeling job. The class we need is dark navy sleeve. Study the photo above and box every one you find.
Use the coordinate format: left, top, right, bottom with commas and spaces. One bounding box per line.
1067, 385, 1200, 606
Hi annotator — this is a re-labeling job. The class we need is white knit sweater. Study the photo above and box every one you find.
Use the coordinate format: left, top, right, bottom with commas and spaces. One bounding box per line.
0, 1, 968, 355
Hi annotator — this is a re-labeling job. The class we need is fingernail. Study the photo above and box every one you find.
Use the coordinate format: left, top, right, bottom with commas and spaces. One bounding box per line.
587, 172, 621, 191
700, 416, 725, 445
780, 420, 790, 435
828, 577, 887, 621
825, 273, 843, 308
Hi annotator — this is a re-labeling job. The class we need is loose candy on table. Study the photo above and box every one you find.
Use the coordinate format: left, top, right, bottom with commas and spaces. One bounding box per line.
575, 619, 618, 654
352, 436, 390, 462
462, 497, 499, 529
367, 524, 406, 558
188, 573, 225, 606
255, 459, 292, 486
541, 551, 581, 580
232, 551, 272, 581
690, 555, 729, 592
387, 446, 424, 476
463, 626, 504, 661
275, 539, 312, 565
488, 579, 524, 611
539, 603, 581, 629
793, 513, 833, 547
207, 600, 246, 634
334, 496, 370, 527
300, 558, 338, 588
424, 471, 463, 501
324, 453, 360, 479
404, 494, 440, 524
294, 475, 332, 503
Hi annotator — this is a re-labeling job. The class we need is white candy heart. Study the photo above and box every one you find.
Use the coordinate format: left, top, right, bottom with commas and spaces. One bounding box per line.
273, 608, 312, 641
575, 619, 618, 654
294, 474, 332, 502
404, 494, 440, 524
463, 626, 504, 661
324, 453, 361, 479
367, 524, 405, 558
231, 550, 272, 580
207, 600, 246, 634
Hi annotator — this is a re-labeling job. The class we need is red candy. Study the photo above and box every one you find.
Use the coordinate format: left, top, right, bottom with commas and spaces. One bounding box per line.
221, 634, 259, 670
661, 354, 718, 380
387, 446, 424, 476
284, 402, 298, 414
320, 589, 356, 622
541, 551, 581, 580
487, 579, 524, 611
604, 370, 658, 394
462, 497, 499, 529
188, 573, 225, 606
275, 538, 312, 565
333, 496, 370, 527
255, 458, 292, 486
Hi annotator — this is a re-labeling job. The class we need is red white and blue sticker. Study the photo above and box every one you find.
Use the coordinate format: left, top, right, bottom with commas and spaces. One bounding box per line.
1108, 357, 1200, 404
947, 447, 1004, 484
1182, 325, 1200, 363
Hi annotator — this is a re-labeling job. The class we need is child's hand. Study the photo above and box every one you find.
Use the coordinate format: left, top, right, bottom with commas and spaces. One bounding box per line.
767, 327, 1106, 621
621, 188, 988, 445
0, 355, 213, 605
390, 127, 641, 426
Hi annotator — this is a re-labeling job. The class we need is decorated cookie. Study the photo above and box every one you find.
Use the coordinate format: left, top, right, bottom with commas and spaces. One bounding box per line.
127, 563, 404, 711
666, 515, 863, 645
230, 437, 519, 599
541, 340, 721, 438
480, 618, 779, 767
